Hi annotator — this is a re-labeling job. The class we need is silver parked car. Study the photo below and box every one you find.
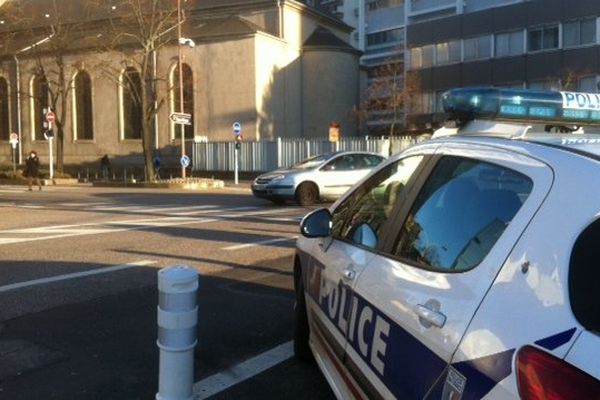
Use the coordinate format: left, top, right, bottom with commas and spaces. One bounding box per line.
251, 151, 386, 205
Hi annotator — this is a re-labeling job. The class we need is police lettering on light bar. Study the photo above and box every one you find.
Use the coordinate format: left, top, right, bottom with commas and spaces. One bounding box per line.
442, 87, 600, 126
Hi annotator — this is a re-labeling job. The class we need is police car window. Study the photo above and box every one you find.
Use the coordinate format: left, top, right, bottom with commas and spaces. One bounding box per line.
331, 156, 424, 249
569, 219, 600, 333
393, 156, 533, 271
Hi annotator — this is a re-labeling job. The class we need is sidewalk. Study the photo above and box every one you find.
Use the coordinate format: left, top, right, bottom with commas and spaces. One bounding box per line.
222, 180, 252, 193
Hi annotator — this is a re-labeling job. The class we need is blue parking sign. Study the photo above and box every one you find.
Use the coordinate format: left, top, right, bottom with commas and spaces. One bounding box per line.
233, 122, 241, 135
180, 155, 190, 168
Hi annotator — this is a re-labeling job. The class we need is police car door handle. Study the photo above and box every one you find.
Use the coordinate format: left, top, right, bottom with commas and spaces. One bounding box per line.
415, 304, 446, 328
342, 269, 356, 281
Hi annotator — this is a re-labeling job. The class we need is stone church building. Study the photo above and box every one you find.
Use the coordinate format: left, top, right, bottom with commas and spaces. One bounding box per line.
0, 0, 361, 168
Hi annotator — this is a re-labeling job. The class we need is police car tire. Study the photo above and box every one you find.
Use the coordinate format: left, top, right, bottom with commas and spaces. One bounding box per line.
293, 279, 314, 363
295, 182, 318, 206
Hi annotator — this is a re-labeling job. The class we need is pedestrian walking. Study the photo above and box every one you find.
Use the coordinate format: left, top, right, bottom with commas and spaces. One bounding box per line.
100, 154, 111, 180
153, 153, 161, 180
24, 151, 42, 191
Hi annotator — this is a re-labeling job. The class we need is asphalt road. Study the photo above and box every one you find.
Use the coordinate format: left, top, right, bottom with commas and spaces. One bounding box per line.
0, 183, 335, 400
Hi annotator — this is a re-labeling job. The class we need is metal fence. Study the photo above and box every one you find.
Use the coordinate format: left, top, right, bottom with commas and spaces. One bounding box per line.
191, 136, 420, 172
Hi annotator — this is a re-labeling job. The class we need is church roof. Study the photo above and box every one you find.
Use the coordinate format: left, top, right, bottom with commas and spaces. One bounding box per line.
303, 26, 360, 54
191, 16, 264, 39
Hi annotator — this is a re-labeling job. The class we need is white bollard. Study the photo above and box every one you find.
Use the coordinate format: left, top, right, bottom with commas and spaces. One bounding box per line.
156, 265, 199, 400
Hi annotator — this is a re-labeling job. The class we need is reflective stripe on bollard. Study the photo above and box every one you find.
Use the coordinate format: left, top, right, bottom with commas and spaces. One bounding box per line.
156, 265, 199, 400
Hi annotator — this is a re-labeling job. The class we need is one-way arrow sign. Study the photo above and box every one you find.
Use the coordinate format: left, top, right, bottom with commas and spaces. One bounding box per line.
170, 112, 192, 125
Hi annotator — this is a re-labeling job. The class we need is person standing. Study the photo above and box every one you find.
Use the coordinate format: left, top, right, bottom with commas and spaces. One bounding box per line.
24, 151, 42, 191
100, 154, 111, 180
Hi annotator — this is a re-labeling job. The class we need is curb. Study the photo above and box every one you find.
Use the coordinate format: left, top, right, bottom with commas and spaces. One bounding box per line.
0, 178, 80, 186
92, 179, 225, 190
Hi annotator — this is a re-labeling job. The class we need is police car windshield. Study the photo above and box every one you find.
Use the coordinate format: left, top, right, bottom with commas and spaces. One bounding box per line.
289, 153, 334, 170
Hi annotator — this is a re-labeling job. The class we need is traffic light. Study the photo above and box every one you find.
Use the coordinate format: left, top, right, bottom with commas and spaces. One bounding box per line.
235, 134, 242, 150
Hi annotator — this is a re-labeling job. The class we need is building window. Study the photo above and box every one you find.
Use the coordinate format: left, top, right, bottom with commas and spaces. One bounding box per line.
0, 77, 9, 141
421, 44, 434, 67
367, 27, 404, 46
495, 30, 524, 57
410, 45, 434, 69
120, 67, 142, 140
464, 35, 491, 61
412, 91, 433, 113
563, 18, 597, 48
170, 63, 194, 140
410, 47, 422, 69
434, 90, 446, 113
436, 40, 460, 64
367, 0, 403, 11
578, 76, 598, 92
73, 70, 94, 141
528, 80, 559, 91
30, 73, 49, 141
528, 25, 559, 52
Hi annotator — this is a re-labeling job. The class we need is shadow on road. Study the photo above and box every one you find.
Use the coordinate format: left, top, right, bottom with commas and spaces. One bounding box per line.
0, 259, 333, 400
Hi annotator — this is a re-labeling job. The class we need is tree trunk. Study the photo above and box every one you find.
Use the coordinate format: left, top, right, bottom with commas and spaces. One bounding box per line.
141, 80, 155, 181
56, 121, 64, 173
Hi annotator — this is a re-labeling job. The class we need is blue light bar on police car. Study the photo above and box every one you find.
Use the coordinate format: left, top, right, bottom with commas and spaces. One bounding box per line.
442, 87, 600, 126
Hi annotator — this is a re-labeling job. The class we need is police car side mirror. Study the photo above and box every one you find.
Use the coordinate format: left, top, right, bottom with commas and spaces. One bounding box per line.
300, 208, 332, 238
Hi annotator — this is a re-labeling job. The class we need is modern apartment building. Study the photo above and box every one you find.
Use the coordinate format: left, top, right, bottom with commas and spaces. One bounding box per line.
306, 0, 600, 133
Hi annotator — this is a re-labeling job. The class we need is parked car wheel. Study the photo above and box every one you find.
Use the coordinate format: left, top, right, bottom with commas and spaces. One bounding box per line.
295, 182, 319, 206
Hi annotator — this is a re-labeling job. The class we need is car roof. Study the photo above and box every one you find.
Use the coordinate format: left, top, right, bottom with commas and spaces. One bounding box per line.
320, 151, 385, 159
431, 120, 600, 163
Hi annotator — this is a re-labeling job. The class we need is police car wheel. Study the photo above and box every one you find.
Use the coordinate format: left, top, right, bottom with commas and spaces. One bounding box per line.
295, 182, 318, 206
293, 278, 314, 362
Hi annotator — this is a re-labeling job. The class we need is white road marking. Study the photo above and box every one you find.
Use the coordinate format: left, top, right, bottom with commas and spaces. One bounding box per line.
0, 217, 219, 245
223, 236, 298, 250
260, 216, 301, 222
57, 202, 108, 207
0, 204, 303, 246
219, 208, 297, 218
193, 341, 293, 400
0, 260, 156, 293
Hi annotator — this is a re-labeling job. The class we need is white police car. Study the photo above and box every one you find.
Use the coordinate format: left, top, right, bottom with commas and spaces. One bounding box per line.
293, 87, 600, 399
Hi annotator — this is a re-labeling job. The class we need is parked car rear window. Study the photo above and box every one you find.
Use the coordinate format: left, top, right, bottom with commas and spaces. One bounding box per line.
393, 156, 533, 271
569, 219, 600, 332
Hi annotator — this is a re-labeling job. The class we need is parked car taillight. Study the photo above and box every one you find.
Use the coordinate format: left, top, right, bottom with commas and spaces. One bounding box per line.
516, 345, 600, 400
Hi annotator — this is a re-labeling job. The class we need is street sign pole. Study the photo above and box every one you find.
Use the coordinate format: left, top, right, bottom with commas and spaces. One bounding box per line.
48, 122, 54, 180
232, 122, 241, 185
45, 110, 56, 180
234, 147, 239, 185
11, 144, 16, 173
9, 132, 18, 173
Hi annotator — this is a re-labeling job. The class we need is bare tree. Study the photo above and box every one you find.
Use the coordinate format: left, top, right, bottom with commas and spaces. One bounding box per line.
359, 57, 422, 138
3, 0, 93, 173
96, 0, 182, 181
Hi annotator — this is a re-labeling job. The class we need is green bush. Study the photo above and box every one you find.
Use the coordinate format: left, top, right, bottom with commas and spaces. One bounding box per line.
0, 170, 25, 179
